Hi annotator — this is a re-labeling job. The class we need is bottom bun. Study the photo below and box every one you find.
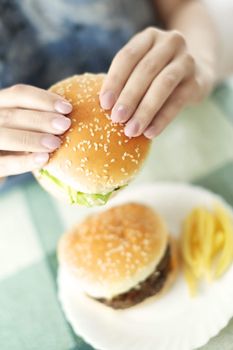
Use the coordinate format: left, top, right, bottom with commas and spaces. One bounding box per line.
34, 170, 117, 206
34, 170, 67, 201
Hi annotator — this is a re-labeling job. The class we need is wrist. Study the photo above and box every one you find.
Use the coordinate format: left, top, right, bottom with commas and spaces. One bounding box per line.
195, 54, 217, 96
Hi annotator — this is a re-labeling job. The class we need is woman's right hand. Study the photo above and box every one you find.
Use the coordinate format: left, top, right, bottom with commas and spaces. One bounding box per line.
0, 84, 72, 177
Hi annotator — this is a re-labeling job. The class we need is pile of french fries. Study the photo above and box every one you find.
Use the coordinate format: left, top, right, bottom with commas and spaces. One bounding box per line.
181, 204, 233, 295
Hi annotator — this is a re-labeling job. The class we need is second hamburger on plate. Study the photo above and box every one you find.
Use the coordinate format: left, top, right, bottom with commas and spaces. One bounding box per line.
58, 203, 178, 309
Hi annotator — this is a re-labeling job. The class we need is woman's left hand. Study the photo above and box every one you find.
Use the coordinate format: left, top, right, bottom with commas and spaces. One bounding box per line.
99, 27, 215, 139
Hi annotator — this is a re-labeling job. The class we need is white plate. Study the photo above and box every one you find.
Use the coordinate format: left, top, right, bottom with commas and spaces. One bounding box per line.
58, 183, 233, 350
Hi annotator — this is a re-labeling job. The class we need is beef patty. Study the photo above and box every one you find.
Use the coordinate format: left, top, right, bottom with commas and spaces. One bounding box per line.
93, 245, 171, 309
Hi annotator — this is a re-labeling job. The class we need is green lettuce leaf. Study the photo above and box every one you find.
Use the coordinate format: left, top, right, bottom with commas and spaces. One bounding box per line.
39, 169, 123, 207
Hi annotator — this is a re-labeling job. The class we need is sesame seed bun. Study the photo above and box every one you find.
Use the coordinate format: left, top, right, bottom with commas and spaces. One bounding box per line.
58, 203, 178, 302
34, 73, 151, 206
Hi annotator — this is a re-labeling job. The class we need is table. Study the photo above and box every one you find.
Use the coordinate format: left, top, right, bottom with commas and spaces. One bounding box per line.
0, 80, 233, 350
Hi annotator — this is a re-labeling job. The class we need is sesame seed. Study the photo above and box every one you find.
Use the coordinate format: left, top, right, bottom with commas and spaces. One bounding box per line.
132, 159, 138, 164
65, 160, 72, 168
105, 114, 111, 120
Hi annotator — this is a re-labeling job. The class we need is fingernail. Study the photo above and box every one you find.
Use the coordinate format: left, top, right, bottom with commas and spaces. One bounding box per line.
41, 135, 61, 150
34, 153, 49, 164
144, 126, 157, 139
100, 91, 116, 109
144, 126, 160, 139
111, 105, 128, 123
54, 100, 72, 114
124, 121, 140, 137
52, 117, 71, 131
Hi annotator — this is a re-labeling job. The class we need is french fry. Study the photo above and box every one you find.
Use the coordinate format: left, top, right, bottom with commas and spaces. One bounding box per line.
182, 213, 196, 267
184, 266, 197, 297
211, 231, 224, 258
202, 211, 215, 280
214, 206, 233, 278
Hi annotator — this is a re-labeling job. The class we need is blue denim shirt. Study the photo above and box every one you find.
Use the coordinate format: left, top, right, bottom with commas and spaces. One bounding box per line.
0, 0, 156, 89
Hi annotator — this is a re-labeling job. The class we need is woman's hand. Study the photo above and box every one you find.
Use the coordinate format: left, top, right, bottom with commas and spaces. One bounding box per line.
0, 84, 72, 177
100, 27, 215, 138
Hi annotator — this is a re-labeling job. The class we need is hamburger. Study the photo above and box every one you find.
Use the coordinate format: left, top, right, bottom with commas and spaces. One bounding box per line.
58, 203, 178, 309
34, 74, 151, 206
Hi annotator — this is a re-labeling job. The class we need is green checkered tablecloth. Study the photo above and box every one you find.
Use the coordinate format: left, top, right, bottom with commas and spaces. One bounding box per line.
1, 80, 233, 350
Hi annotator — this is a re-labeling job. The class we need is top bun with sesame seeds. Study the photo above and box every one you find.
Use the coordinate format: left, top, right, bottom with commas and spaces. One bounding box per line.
58, 203, 178, 308
34, 73, 151, 207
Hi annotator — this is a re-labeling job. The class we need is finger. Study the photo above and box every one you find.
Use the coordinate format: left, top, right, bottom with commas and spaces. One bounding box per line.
0, 109, 71, 135
110, 41, 176, 123
99, 28, 156, 109
0, 152, 49, 177
144, 79, 195, 139
0, 84, 72, 114
124, 56, 191, 137
0, 128, 61, 152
